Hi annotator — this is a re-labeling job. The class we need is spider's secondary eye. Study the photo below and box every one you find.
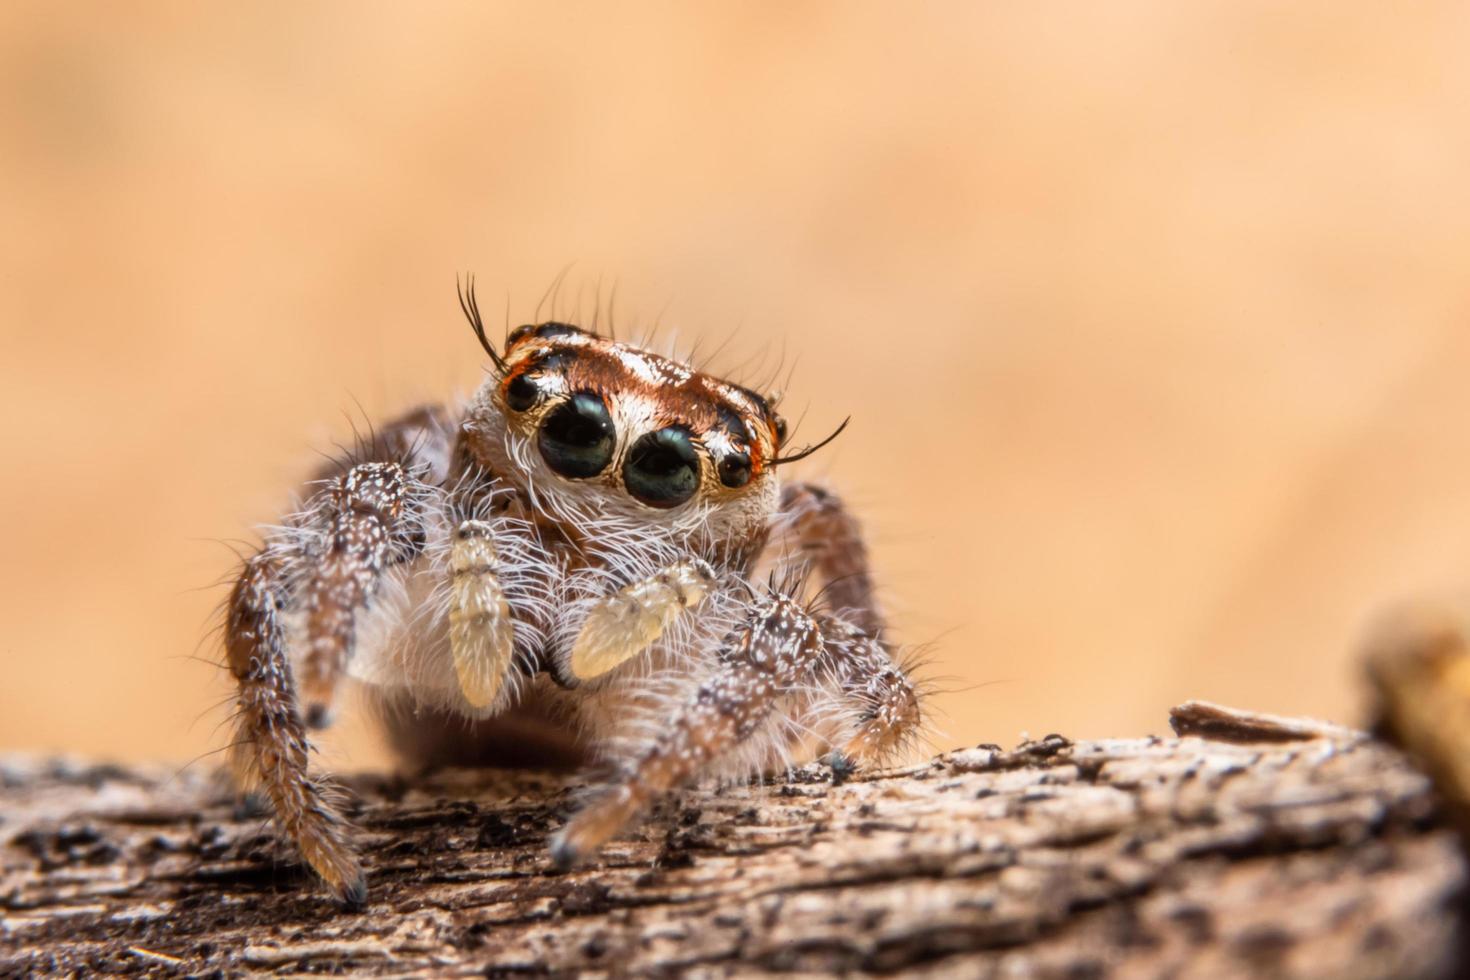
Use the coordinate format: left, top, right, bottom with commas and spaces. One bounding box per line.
624, 427, 700, 508
773, 415, 788, 445
532, 321, 583, 340
505, 373, 539, 412
507, 321, 584, 350
538, 392, 615, 478
717, 452, 751, 489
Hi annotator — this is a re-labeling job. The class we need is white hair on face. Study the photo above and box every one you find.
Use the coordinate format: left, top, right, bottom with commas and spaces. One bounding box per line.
610, 391, 661, 452
524, 371, 569, 401
701, 427, 739, 458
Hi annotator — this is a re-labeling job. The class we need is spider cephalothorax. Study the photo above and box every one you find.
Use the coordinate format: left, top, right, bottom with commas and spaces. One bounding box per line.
222, 282, 923, 903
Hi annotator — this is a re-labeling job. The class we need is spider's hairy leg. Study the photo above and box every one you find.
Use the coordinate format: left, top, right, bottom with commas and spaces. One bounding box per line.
448, 519, 516, 710
816, 617, 923, 769
772, 485, 923, 766
226, 551, 364, 903
777, 483, 884, 638
566, 558, 717, 682
220, 404, 450, 902
297, 461, 417, 727
551, 590, 823, 867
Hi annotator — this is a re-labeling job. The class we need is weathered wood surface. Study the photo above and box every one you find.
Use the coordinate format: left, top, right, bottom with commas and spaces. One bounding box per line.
1, 706, 1464, 978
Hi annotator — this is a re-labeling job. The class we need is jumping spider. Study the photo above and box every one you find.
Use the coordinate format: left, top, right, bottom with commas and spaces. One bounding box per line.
223, 281, 924, 902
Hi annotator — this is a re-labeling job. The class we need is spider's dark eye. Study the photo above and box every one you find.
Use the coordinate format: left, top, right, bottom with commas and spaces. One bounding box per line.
538, 392, 615, 478
624, 427, 700, 508
773, 415, 788, 445
508, 321, 584, 348
532, 321, 584, 340
505, 373, 539, 412
717, 452, 751, 489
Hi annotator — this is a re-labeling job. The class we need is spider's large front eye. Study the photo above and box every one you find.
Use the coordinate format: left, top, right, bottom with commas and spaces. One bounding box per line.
538, 392, 615, 478
624, 426, 700, 508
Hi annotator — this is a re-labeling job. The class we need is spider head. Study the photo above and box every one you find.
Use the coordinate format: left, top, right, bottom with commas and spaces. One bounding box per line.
499, 322, 781, 503
464, 318, 806, 544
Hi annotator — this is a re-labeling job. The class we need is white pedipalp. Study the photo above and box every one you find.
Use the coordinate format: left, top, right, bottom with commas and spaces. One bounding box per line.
566, 558, 716, 681
343, 474, 560, 720
446, 519, 515, 709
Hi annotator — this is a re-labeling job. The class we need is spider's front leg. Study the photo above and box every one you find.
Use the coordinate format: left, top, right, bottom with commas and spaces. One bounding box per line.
295, 461, 427, 726
816, 618, 923, 770
226, 450, 434, 903
550, 588, 825, 867
226, 550, 365, 902
773, 482, 921, 767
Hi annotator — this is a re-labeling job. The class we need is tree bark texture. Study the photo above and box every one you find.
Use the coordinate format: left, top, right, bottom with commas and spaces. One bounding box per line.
1, 704, 1464, 978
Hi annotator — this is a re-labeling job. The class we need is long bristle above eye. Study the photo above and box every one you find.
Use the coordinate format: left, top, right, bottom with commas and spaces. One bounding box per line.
458, 274, 507, 373
769, 416, 850, 467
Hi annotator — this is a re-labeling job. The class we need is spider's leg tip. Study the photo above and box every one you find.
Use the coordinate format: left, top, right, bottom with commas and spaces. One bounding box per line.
339, 874, 369, 909
826, 750, 857, 786
548, 835, 580, 872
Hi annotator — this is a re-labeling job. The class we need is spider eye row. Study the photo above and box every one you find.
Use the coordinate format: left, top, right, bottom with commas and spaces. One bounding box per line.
510, 384, 756, 505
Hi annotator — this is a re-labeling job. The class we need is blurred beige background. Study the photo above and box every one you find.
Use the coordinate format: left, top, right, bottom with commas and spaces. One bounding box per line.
2, 3, 1469, 769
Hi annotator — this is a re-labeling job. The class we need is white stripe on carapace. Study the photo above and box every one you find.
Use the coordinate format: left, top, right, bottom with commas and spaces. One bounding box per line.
611, 346, 693, 386
708, 381, 761, 418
